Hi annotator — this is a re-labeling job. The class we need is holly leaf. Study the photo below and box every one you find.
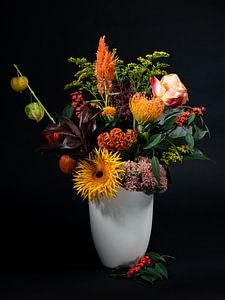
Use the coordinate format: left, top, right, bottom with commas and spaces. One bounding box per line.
147, 252, 166, 263
145, 266, 163, 279
140, 274, 156, 284
155, 263, 168, 279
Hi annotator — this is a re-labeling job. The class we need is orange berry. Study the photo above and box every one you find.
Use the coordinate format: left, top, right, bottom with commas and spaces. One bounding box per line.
10, 76, 28, 92
59, 155, 77, 174
44, 132, 62, 144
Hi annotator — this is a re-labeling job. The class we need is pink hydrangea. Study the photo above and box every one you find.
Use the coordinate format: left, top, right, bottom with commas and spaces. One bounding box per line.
122, 156, 168, 194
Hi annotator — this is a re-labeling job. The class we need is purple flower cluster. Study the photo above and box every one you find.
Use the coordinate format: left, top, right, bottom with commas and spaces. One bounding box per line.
112, 81, 133, 123
121, 156, 168, 194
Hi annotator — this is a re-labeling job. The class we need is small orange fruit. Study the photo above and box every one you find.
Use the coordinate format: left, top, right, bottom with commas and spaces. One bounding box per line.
44, 132, 62, 144
10, 76, 29, 92
59, 155, 77, 174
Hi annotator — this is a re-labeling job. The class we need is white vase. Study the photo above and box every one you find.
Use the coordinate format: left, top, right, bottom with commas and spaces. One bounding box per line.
88, 189, 154, 268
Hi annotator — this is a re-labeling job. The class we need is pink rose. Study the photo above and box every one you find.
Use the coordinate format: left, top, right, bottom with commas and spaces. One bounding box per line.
150, 74, 189, 108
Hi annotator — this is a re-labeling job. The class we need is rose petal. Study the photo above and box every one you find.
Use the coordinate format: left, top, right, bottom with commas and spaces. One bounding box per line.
164, 97, 183, 108
161, 74, 187, 93
150, 76, 166, 97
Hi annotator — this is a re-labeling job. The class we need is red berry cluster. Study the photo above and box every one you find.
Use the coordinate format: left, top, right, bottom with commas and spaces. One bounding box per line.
71, 91, 87, 118
126, 255, 151, 278
175, 106, 206, 126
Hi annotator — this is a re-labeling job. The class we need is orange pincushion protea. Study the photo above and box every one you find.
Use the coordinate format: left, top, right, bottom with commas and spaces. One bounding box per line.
97, 128, 137, 151
129, 92, 165, 123
95, 36, 116, 98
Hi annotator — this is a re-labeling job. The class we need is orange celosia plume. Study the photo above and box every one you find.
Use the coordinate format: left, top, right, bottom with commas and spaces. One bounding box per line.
95, 36, 116, 98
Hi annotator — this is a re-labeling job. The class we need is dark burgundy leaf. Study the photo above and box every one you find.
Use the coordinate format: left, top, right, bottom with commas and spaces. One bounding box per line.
39, 142, 62, 153
62, 136, 83, 149
62, 119, 82, 138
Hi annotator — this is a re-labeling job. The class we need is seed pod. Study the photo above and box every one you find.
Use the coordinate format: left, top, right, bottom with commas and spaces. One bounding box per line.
59, 155, 77, 174
10, 76, 29, 92
24, 102, 45, 122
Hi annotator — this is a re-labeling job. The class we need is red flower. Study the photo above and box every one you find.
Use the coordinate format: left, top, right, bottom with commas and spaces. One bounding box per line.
71, 91, 87, 118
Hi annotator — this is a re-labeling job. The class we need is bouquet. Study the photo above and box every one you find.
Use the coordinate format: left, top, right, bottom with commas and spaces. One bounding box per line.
11, 35, 210, 284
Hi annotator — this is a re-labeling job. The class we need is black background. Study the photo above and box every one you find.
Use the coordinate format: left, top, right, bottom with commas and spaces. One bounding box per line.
1, 0, 225, 299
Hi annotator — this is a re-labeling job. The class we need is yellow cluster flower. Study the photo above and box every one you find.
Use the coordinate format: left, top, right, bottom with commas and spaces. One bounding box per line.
160, 145, 191, 165
176, 145, 191, 154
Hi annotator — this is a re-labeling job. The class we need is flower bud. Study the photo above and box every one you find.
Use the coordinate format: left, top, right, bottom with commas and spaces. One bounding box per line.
24, 102, 45, 122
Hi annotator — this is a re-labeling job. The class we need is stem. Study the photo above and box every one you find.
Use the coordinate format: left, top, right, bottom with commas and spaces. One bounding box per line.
165, 138, 182, 160
13, 64, 56, 124
133, 117, 136, 131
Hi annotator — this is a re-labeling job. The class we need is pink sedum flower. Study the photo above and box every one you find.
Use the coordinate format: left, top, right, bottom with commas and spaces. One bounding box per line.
121, 156, 168, 194
150, 74, 189, 108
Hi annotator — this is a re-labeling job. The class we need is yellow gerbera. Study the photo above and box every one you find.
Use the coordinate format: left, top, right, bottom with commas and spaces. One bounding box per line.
73, 148, 124, 202
129, 92, 165, 124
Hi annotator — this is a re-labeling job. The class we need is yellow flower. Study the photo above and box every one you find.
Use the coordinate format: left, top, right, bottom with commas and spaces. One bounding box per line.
129, 92, 164, 124
101, 106, 116, 116
73, 148, 124, 202
160, 145, 191, 165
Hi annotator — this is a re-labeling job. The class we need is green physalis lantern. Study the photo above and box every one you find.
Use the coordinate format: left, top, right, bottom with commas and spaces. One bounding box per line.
24, 102, 45, 122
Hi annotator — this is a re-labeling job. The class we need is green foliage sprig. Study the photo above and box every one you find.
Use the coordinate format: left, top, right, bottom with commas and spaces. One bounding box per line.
114, 51, 170, 94
64, 50, 170, 98
64, 57, 98, 98
111, 252, 175, 285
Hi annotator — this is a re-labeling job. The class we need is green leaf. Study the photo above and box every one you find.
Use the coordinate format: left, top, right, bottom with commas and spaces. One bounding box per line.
147, 252, 166, 263
199, 116, 204, 126
137, 133, 148, 144
145, 267, 163, 279
140, 274, 155, 284
185, 132, 194, 149
151, 156, 161, 182
144, 134, 162, 150
187, 114, 195, 125
184, 150, 210, 161
193, 125, 208, 141
86, 99, 103, 103
162, 116, 178, 131
169, 126, 192, 139
155, 263, 168, 279
61, 104, 74, 120
204, 123, 211, 138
